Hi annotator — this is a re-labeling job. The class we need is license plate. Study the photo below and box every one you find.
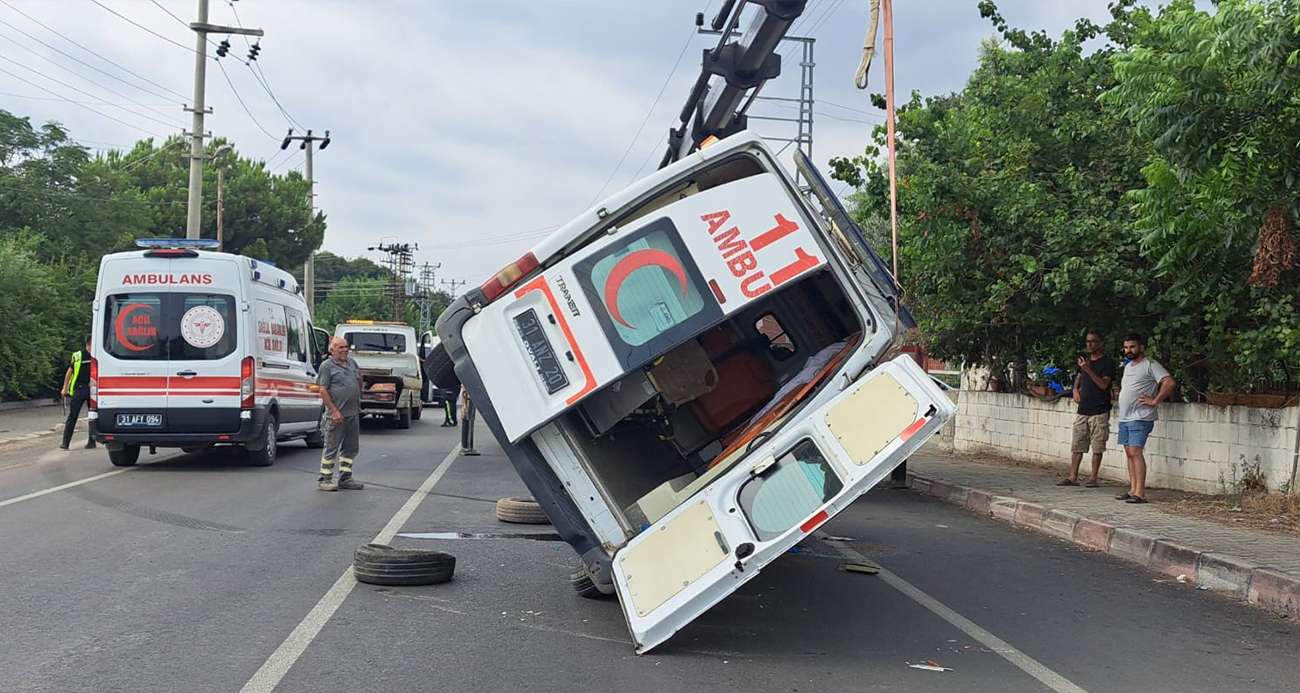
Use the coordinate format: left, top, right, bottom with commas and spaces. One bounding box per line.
116, 413, 162, 427
513, 309, 569, 395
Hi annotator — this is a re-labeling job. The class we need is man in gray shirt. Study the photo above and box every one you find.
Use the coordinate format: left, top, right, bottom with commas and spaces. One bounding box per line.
1116, 333, 1176, 504
317, 337, 364, 492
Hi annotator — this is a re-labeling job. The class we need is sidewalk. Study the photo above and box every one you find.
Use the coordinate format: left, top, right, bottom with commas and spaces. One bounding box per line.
904, 447, 1300, 620
0, 404, 81, 448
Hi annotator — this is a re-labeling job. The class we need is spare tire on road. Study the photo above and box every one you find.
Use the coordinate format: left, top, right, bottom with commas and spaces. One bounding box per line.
423, 342, 460, 391
495, 496, 550, 525
353, 543, 456, 586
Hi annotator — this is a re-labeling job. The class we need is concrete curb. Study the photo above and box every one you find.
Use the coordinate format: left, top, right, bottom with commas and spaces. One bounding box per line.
906, 471, 1300, 622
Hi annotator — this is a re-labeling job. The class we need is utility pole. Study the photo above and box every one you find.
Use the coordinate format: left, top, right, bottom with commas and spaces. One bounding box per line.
185, 0, 262, 239
418, 262, 441, 329
368, 242, 417, 321
281, 129, 331, 314
440, 278, 467, 297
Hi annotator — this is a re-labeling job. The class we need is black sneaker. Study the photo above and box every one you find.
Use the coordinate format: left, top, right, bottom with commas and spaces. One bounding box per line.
84, 441, 96, 450
337, 476, 364, 490
58, 444, 69, 451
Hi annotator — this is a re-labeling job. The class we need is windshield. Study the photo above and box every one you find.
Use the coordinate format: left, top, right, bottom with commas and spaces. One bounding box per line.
793, 149, 915, 329
104, 292, 237, 361
345, 332, 407, 353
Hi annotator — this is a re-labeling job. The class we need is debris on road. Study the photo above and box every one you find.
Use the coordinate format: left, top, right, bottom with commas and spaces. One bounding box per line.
842, 561, 881, 575
822, 535, 855, 542
1176, 574, 1189, 583
907, 660, 953, 672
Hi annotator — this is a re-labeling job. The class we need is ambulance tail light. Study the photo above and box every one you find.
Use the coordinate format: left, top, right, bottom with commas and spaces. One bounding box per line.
240, 356, 255, 409
89, 357, 98, 410
479, 252, 539, 303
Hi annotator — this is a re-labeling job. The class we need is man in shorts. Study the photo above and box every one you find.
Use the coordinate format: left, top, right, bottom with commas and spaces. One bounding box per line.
1116, 333, 1176, 504
1058, 332, 1115, 487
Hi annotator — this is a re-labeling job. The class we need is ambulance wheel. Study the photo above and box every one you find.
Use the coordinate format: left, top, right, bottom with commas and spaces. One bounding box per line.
397, 405, 412, 429
304, 427, 324, 449
495, 496, 550, 525
410, 403, 422, 421
248, 415, 278, 467
570, 566, 613, 600
423, 344, 460, 391
108, 445, 140, 467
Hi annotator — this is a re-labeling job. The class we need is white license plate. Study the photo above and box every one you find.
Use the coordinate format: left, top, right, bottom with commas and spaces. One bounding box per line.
116, 413, 162, 427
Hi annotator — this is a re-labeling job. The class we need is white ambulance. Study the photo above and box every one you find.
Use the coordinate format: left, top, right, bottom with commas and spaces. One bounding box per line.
435, 133, 956, 652
89, 239, 325, 467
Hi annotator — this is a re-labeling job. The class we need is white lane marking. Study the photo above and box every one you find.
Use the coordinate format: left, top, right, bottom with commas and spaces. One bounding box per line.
0, 468, 133, 509
816, 532, 1090, 693
239, 446, 460, 693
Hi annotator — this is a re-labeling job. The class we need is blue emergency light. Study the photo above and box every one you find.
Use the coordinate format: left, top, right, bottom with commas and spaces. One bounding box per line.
135, 238, 220, 249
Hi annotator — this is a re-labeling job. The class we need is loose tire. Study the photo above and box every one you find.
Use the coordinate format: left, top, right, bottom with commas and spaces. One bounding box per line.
495, 496, 550, 525
353, 543, 456, 586
570, 566, 612, 600
397, 404, 412, 429
108, 444, 140, 467
248, 415, 277, 467
423, 343, 460, 391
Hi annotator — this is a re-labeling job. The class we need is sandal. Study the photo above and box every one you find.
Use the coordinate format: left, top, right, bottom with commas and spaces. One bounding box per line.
1115, 492, 1132, 500
1125, 496, 1148, 504
1055, 478, 1079, 487
1085, 479, 1100, 488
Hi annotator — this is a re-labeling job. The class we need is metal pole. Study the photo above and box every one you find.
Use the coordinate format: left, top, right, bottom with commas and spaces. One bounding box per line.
304, 140, 315, 316
185, 0, 209, 239
216, 167, 224, 251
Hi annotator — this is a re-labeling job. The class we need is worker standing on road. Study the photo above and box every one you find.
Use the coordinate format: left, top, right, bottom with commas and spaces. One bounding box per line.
459, 386, 479, 456
59, 334, 95, 451
317, 337, 365, 492
442, 389, 458, 428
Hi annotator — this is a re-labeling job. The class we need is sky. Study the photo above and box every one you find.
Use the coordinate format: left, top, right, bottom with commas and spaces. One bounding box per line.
0, 0, 1147, 288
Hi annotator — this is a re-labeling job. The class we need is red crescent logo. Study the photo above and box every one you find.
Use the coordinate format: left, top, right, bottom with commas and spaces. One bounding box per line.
113, 303, 157, 352
603, 249, 689, 329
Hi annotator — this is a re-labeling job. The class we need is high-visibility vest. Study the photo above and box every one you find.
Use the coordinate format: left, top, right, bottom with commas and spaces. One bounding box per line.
70, 350, 83, 388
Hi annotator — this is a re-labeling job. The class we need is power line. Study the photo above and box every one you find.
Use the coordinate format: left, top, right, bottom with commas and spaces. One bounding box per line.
268, 150, 301, 174
90, 0, 201, 55
0, 64, 164, 137
590, 3, 711, 206
806, 0, 848, 36
0, 32, 184, 127
0, 53, 182, 131
0, 90, 172, 108
0, 182, 205, 206
0, 16, 185, 105
0, 0, 190, 101
215, 59, 277, 140
226, 0, 303, 130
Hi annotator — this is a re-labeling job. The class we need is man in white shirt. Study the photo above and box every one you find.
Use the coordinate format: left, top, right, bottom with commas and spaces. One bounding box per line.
1116, 333, 1176, 504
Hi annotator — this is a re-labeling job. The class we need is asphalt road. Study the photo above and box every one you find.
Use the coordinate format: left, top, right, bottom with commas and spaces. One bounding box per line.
2, 413, 1297, 693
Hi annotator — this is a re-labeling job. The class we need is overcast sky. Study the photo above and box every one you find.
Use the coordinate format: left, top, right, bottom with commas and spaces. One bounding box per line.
2, 0, 1138, 286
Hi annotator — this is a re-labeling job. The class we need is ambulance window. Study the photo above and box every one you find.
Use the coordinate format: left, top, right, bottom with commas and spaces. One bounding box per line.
171, 294, 237, 360
737, 440, 843, 541
576, 218, 721, 368
755, 313, 796, 361
285, 308, 308, 363
105, 294, 165, 360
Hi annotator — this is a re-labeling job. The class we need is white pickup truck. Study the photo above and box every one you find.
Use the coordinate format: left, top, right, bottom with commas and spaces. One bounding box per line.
334, 321, 425, 428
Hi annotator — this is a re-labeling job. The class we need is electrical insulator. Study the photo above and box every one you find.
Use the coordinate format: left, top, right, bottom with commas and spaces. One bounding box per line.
248, 42, 261, 61
216, 39, 230, 57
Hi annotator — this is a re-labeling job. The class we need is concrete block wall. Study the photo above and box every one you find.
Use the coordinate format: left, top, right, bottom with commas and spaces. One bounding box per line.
952, 391, 1300, 495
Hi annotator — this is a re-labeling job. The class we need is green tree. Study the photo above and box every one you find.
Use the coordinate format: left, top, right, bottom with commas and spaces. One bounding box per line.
0, 234, 80, 400
830, 2, 1154, 386
1107, 0, 1300, 392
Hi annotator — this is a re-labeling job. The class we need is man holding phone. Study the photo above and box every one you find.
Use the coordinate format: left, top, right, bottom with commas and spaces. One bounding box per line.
1058, 332, 1116, 487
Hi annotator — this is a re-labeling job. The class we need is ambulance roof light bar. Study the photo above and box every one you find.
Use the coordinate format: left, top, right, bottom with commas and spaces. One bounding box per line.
135, 238, 220, 250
